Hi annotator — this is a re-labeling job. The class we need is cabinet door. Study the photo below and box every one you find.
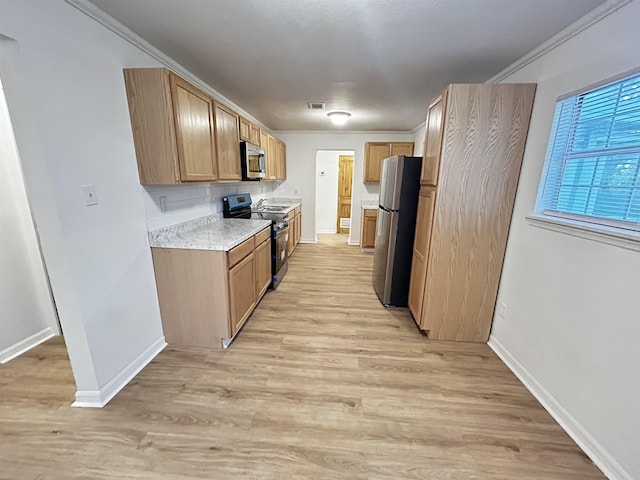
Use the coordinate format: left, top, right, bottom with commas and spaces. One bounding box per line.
421, 90, 447, 185
295, 212, 301, 245
228, 252, 256, 335
287, 216, 295, 256
364, 143, 391, 182
239, 116, 251, 142
215, 103, 242, 182
255, 239, 271, 299
249, 124, 261, 146
407, 188, 436, 324
276, 140, 286, 180
170, 74, 217, 182
390, 142, 414, 157
361, 210, 377, 249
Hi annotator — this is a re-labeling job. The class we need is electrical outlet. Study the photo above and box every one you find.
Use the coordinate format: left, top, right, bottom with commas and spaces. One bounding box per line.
498, 302, 508, 319
81, 184, 98, 206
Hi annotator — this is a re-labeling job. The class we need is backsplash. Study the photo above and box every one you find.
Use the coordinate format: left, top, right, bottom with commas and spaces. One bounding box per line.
142, 181, 300, 230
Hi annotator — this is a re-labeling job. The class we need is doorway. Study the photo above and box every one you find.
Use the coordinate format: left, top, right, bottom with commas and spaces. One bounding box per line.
314, 150, 355, 237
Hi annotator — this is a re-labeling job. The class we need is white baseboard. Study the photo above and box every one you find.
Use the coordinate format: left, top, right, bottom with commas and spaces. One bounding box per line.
316, 229, 337, 234
299, 238, 317, 244
0, 327, 56, 364
347, 239, 360, 246
73, 336, 166, 408
488, 336, 632, 480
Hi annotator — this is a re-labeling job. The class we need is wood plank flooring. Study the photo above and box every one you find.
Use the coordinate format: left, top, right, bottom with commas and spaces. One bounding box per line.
0, 234, 604, 479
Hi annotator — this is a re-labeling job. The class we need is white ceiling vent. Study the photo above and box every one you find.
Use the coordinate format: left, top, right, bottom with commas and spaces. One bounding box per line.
307, 102, 326, 110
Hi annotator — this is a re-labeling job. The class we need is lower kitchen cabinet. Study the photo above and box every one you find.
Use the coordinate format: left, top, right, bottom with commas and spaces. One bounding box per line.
360, 208, 377, 250
286, 206, 302, 256
151, 226, 271, 348
228, 251, 256, 335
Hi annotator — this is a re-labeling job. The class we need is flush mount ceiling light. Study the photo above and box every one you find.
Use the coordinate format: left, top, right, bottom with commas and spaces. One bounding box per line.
327, 111, 351, 126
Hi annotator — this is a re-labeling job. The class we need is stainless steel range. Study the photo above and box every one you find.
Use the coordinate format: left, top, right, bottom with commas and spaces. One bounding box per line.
223, 193, 289, 289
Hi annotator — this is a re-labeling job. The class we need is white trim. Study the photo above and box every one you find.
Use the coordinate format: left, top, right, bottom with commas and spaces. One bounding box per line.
487, 0, 632, 83
273, 130, 415, 135
299, 238, 317, 244
0, 327, 56, 364
62, 0, 265, 129
347, 239, 360, 246
316, 229, 337, 234
72, 336, 166, 408
488, 336, 632, 480
526, 213, 640, 252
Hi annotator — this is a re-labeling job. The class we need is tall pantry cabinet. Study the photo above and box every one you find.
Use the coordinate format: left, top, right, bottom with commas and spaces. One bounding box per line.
408, 83, 536, 342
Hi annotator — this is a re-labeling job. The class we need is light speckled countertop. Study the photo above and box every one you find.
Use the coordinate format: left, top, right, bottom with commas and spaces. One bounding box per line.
361, 200, 378, 210
149, 215, 272, 251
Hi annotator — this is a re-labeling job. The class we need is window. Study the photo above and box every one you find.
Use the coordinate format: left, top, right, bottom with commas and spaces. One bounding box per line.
537, 71, 640, 232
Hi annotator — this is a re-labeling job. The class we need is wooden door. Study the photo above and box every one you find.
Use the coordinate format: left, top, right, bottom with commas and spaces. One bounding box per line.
337, 155, 354, 234
364, 143, 390, 182
169, 74, 217, 182
239, 117, 251, 142
360, 209, 377, 249
421, 90, 447, 185
390, 142, 414, 157
254, 238, 271, 299
228, 252, 256, 335
214, 103, 241, 181
407, 187, 436, 324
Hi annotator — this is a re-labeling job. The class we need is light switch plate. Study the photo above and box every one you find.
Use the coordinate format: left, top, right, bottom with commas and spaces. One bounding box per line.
82, 184, 98, 206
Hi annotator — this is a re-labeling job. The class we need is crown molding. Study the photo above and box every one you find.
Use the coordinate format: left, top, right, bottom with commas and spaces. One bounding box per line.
63, 0, 266, 128
487, 0, 632, 83
273, 130, 414, 135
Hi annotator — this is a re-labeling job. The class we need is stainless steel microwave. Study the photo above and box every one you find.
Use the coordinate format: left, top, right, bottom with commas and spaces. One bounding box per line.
240, 141, 266, 180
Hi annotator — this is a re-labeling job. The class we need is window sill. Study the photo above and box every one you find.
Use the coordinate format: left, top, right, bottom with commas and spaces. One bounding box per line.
525, 214, 640, 252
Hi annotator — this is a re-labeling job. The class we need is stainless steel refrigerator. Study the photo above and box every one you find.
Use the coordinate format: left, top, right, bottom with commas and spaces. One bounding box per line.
373, 155, 423, 306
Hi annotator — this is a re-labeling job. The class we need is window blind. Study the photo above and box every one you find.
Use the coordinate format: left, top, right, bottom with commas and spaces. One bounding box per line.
539, 72, 640, 232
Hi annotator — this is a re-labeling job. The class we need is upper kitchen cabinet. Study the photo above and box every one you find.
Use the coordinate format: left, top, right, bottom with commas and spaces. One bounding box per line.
124, 68, 217, 184
214, 103, 242, 182
420, 90, 447, 186
409, 83, 536, 342
276, 139, 286, 180
239, 116, 261, 146
364, 142, 414, 182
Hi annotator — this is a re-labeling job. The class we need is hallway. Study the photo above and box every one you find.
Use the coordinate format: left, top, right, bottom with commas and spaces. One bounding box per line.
0, 236, 603, 479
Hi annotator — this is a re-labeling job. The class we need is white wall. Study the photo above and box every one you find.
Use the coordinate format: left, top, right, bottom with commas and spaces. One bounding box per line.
490, 2, 640, 478
314, 150, 354, 234
0, 1, 169, 404
274, 132, 413, 244
411, 124, 426, 157
0, 77, 59, 363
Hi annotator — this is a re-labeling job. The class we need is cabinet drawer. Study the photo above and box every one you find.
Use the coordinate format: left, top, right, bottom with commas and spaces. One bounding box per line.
294, 206, 301, 216
227, 237, 254, 268
255, 226, 271, 246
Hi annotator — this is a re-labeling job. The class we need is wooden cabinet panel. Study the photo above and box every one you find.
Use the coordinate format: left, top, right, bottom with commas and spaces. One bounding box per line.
255, 238, 271, 299
255, 226, 271, 246
390, 142, 414, 157
228, 252, 256, 335
287, 214, 295, 256
215, 103, 242, 182
228, 237, 254, 268
151, 248, 230, 347
407, 188, 436, 324
123, 68, 179, 184
266, 134, 277, 180
416, 83, 535, 342
420, 90, 447, 186
249, 124, 261, 146
295, 212, 301, 246
276, 140, 286, 180
170, 74, 217, 182
239, 116, 251, 142
364, 143, 391, 182
360, 209, 377, 249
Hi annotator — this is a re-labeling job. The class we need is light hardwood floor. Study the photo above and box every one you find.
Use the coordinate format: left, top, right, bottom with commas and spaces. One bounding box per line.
0, 234, 603, 479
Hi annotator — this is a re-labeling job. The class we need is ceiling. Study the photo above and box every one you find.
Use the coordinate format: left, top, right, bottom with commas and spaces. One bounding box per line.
88, 0, 606, 132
